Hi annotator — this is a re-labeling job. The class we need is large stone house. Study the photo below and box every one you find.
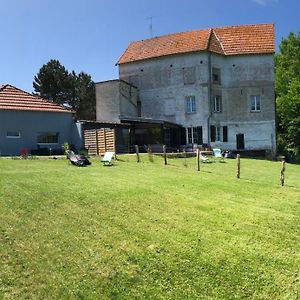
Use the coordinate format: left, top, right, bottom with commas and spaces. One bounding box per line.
96, 24, 276, 154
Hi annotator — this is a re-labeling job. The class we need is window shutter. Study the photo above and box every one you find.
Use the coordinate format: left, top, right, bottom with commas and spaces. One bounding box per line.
210, 126, 216, 142
197, 126, 203, 145
181, 127, 186, 144
223, 126, 228, 142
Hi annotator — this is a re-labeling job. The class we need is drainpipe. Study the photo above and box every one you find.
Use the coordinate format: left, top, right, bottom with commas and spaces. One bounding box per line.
207, 52, 212, 146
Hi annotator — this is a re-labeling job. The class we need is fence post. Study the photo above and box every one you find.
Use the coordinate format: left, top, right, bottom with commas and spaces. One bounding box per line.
135, 145, 140, 163
237, 154, 240, 179
197, 148, 200, 171
163, 145, 167, 165
280, 159, 286, 186
147, 145, 154, 163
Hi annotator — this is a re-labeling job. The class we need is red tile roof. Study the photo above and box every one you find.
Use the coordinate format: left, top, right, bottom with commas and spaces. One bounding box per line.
0, 84, 74, 113
117, 24, 274, 64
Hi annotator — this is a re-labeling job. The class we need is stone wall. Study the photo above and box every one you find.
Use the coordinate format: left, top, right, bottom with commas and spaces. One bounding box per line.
118, 51, 276, 152
96, 80, 138, 122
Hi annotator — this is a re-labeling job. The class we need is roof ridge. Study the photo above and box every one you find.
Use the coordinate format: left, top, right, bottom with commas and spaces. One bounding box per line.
212, 29, 226, 55
205, 28, 213, 50
0, 84, 8, 92
129, 27, 211, 44
212, 23, 274, 30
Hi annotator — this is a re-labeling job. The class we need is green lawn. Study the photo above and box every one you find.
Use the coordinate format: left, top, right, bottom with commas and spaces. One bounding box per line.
0, 155, 299, 299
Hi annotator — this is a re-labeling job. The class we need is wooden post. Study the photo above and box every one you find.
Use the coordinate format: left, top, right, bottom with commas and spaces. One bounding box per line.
163, 145, 167, 165
280, 159, 286, 186
237, 154, 240, 179
104, 129, 107, 153
135, 145, 140, 163
147, 145, 154, 163
95, 129, 99, 156
197, 148, 200, 171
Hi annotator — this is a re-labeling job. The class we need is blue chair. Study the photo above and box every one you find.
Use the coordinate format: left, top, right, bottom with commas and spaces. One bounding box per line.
212, 148, 224, 162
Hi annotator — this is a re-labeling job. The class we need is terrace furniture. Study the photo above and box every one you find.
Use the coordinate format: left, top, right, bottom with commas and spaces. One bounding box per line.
223, 150, 236, 159
101, 151, 115, 166
199, 151, 212, 163
212, 148, 224, 162
66, 150, 91, 167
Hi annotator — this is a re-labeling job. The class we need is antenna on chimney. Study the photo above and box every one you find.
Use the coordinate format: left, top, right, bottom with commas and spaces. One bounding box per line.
146, 16, 153, 38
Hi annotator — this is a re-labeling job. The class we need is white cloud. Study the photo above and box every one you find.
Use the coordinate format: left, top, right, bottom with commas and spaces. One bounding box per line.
252, 0, 278, 6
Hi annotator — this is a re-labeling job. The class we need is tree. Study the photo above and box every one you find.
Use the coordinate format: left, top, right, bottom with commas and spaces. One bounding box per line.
33, 59, 73, 105
72, 72, 96, 120
275, 31, 300, 160
33, 60, 96, 120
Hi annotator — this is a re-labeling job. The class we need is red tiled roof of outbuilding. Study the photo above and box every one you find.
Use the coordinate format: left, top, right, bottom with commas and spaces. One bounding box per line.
117, 24, 274, 64
0, 84, 74, 113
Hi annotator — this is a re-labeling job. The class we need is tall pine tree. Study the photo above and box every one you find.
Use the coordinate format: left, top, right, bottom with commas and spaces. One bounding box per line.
33, 59, 73, 105
33, 60, 96, 120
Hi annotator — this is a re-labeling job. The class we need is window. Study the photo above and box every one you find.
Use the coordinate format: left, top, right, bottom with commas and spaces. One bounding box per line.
216, 126, 221, 141
213, 95, 222, 112
6, 131, 20, 138
37, 132, 59, 144
186, 96, 196, 113
186, 127, 203, 145
250, 95, 261, 111
210, 126, 228, 142
212, 68, 221, 84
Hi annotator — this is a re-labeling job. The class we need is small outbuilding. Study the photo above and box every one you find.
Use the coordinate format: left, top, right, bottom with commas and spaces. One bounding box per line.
0, 84, 81, 156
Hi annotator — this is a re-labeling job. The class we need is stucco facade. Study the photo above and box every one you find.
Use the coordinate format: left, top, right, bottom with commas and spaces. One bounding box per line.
0, 84, 82, 156
96, 24, 276, 153
96, 80, 139, 122
0, 110, 81, 156
117, 52, 275, 152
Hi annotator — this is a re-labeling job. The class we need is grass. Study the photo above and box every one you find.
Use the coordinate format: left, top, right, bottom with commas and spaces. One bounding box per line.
0, 155, 299, 299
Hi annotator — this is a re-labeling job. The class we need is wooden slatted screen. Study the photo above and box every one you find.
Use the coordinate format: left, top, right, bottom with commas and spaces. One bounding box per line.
84, 128, 115, 156
84, 130, 98, 155
97, 128, 115, 155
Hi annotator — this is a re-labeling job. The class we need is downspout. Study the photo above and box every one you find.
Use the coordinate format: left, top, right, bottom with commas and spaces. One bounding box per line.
207, 51, 212, 146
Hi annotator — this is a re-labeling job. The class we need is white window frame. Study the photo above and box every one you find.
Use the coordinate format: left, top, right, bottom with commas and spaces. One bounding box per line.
213, 95, 222, 113
250, 95, 261, 112
185, 96, 196, 114
186, 127, 198, 145
216, 126, 221, 142
6, 131, 21, 139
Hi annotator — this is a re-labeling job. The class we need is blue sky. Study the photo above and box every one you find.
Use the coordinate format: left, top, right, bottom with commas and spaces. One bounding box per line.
0, 0, 299, 92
